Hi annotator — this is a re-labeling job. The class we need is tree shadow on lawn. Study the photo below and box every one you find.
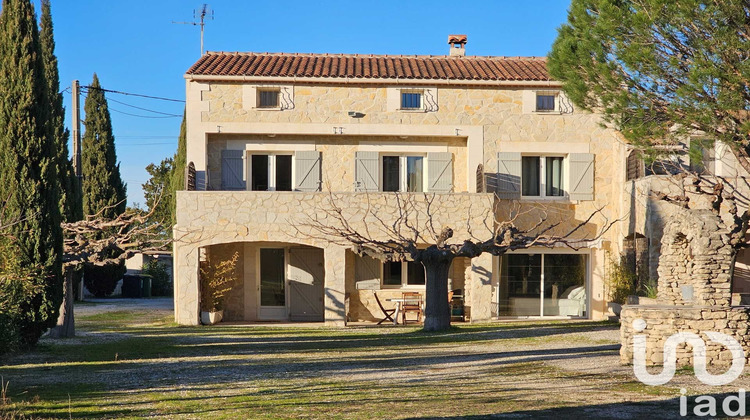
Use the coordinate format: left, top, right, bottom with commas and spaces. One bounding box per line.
1, 321, 623, 418
1, 320, 618, 367
70, 320, 619, 358
408, 392, 745, 420
21, 360, 617, 419
2, 342, 619, 406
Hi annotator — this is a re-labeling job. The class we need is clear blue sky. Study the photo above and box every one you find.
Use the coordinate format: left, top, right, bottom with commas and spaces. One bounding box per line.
46, 0, 571, 207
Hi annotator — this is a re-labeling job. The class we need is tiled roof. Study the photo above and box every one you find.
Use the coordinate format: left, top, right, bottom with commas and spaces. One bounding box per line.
186, 52, 551, 82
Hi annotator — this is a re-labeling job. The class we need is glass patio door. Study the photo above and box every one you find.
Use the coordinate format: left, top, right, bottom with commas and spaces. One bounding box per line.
499, 253, 587, 318
259, 248, 287, 320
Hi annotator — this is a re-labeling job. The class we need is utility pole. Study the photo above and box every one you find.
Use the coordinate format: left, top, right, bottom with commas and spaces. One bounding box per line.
173, 4, 214, 56
71, 79, 82, 183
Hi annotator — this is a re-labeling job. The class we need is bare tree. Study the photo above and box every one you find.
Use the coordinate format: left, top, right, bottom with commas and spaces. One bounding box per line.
298, 192, 617, 331
48, 203, 171, 338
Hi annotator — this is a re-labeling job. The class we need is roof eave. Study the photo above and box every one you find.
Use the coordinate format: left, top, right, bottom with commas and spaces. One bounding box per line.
183, 73, 562, 87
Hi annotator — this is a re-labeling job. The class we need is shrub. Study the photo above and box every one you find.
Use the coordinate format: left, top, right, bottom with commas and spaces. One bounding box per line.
83, 261, 126, 298
199, 252, 239, 312
606, 254, 637, 304
0, 268, 47, 353
143, 259, 171, 296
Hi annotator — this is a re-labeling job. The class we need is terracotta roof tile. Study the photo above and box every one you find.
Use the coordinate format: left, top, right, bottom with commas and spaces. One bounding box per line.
186, 52, 551, 82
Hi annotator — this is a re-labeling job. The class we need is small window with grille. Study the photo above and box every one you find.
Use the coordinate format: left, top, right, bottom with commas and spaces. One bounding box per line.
257, 89, 280, 108
535, 91, 558, 112
400, 90, 423, 110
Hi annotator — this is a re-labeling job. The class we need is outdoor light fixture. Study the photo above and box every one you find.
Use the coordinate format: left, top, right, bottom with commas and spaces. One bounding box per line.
348, 111, 365, 118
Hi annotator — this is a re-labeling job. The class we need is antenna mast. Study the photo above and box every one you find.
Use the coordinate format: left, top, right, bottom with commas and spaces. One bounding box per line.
172, 4, 214, 56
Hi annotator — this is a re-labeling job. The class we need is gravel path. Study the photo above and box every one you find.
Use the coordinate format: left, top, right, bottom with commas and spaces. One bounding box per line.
75, 297, 173, 316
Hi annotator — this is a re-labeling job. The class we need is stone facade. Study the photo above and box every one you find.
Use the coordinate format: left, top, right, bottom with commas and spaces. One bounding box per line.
174, 191, 496, 324
176, 56, 627, 325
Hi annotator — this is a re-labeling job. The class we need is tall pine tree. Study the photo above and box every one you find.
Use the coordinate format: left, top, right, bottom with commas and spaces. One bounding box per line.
81, 74, 126, 218
0, 0, 63, 348
40, 0, 82, 223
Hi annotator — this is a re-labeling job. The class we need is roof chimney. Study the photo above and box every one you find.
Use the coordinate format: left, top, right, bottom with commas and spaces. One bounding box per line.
448, 34, 467, 56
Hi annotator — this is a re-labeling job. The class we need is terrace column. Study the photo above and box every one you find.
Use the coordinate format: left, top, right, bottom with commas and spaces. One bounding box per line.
324, 246, 348, 326
468, 253, 494, 322
173, 239, 201, 326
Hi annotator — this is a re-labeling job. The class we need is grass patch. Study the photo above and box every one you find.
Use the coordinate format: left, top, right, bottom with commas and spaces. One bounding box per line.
0, 307, 683, 419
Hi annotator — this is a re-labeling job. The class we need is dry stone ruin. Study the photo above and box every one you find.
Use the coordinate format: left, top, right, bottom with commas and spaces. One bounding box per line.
620, 207, 750, 367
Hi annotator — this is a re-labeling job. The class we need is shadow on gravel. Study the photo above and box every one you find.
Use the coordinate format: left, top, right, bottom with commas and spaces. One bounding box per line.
407, 392, 746, 420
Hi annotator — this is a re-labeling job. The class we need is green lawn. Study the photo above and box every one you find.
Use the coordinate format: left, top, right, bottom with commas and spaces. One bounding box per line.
0, 307, 698, 419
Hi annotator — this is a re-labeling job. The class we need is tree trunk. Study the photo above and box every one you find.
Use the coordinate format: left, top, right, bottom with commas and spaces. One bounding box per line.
49, 268, 75, 338
422, 258, 453, 332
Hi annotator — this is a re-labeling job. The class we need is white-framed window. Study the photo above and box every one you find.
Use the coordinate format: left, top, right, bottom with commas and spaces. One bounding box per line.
257, 88, 281, 109
521, 156, 565, 198
382, 155, 425, 192
535, 91, 558, 112
382, 261, 426, 288
249, 153, 293, 191
400, 89, 424, 110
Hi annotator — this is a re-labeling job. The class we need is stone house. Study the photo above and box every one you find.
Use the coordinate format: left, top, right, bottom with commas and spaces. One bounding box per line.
173, 36, 628, 325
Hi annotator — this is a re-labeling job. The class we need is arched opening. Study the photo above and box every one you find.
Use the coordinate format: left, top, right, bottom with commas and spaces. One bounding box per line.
201, 241, 325, 322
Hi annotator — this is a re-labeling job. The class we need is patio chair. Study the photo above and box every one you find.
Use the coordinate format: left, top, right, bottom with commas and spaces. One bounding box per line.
374, 292, 396, 325
401, 292, 423, 324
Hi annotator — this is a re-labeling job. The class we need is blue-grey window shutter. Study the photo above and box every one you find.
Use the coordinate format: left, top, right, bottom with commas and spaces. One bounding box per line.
428, 152, 453, 193
295, 151, 321, 191
221, 149, 245, 190
568, 153, 595, 201
355, 255, 381, 290
355, 151, 379, 192
497, 152, 522, 199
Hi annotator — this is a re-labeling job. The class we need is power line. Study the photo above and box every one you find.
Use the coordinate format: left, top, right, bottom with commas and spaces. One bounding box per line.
109, 107, 182, 119
81, 85, 185, 103
117, 135, 178, 139
106, 96, 182, 117
117, 142, 176, 146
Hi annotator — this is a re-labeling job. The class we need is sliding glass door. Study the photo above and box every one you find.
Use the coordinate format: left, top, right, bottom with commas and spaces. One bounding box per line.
499, 253, 587, 318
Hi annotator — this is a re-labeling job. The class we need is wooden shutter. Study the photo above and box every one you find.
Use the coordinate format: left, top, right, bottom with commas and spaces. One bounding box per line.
221, 149, 245, 190
355, 151, 379, 192
496, 152, 522, 199
427, 152, 453, 193
568, 153, 595, 201
295, 151, 321, 191
355, 254, 381, 290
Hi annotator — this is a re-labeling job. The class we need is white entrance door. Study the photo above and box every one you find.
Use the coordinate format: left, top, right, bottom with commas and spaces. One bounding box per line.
288, 248, 324, 321
258, 248, 287, 320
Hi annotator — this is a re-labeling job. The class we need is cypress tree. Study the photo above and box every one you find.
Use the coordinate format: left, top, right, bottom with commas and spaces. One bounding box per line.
39, 0, 82, 222
0, 0, 63, 347
168, 111, 187, 225
81, 74, 127, 218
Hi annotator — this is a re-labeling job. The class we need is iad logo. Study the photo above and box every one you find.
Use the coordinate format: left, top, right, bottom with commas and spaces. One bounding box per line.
631, 319, 745, 386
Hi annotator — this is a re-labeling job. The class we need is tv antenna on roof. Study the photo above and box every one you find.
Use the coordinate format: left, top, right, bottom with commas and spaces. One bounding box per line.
173, 4, 214, 56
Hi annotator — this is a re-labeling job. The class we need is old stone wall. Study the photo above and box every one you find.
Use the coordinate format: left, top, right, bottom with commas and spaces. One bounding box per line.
620, 206, 742, 367
656, 209, 733, 307
621, 305, 750, 367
